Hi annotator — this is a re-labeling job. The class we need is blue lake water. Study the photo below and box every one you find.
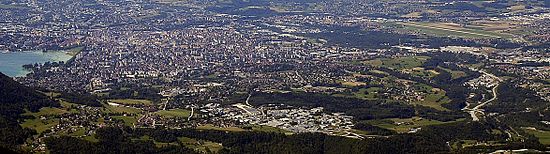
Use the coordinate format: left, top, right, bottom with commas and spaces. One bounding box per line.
0, 51, 73, 77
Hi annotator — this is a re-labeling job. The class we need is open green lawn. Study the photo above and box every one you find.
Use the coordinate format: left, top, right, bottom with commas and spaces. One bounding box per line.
415, 89, 451, 111
197, 124, 246, 132
398, 22, 515, 39
38, 91, 61, 98
109, 99, 153, 105
59, 127, 87, 137
82, 135, 100, 142
438, 67, 467, 79
154, 109, 191, 118
105, 105, 142, 114
252, 125, 292, 134
23, 107, 68, 117
339, 81, 367, 87
59, 100, 80, 113
365, 56, 430, 70
20, 118, 59, 133
112, 116, 138, 126
353, 87, 382, 100
524, 129, 550, 145
133, 135, 224, 153
410, 84, 451, 111
178, 137, 224, 153
406, 67, 439, 79
369, 70, 389, 75
367, 117, 463, 133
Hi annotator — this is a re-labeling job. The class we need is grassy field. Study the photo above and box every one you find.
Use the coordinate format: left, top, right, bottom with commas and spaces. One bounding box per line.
401, 12, 422, 18
105, 105, 142, 114
403, 67, 439, 79
438, 67, 467, 79
197, 124, 246, 132
112, 116, 138, 126
370, 70, 389, 75
252, 125, 293, 134
367, 117, 463, 133
109, 99, 153, 105
154, 109, 191, 118
340, 81, 367, 87
352, 87, 382, 100
22, 107, 68, 117
398, 22, 515, 39
365, 56, 430, 70
38, 91, 61, 98
60, 127, 87, 136
82, 135, 100, 142
178, 137, 224, 153
414, 89, 451, 111
20, 118, 59, 133
81, 136, 99, 143
524, 129, 550, 145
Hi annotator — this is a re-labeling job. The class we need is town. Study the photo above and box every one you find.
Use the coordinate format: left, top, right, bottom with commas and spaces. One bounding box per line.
0, 0, 549, 153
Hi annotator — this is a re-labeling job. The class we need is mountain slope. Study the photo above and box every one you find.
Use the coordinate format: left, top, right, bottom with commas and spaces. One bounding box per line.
0, 72, 58, 150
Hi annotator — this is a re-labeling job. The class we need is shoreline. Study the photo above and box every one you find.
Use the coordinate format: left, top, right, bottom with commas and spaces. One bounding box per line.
0, 51, 74, 77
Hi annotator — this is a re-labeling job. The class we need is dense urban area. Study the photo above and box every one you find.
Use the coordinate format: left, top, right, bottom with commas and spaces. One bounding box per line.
0, 0, 549, 153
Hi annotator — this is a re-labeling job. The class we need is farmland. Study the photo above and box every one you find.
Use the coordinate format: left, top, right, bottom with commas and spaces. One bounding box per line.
397, 22, 516, 40
154, 109, 191, 118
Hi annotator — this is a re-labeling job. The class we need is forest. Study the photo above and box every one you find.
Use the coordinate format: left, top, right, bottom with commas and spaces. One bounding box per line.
0, 73, 58, 151
43, 121, 548, 154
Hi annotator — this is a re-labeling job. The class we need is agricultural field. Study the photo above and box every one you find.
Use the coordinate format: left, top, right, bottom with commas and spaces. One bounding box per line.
366, 117, 463, 133
402, 67, 439, 79
524, 129, 550, 145
82, 135, 100, 142
339, 80, 367, 87
415, 89, 451, 111
397, 22, 516, 40
352, 87, 383, 100
105, 105, 143, 114
408, 83, 451, 111
252, 125, 293, 134
197, 124, 246, 132
109, 99, 153, 105
20, 106, 68, 133
20, 118, 59, 133
111, 116, 138, 127
154, 109, 191, 118
59, 127, 88, 137
22, 107, 68, 117
178, 137, 224, 153
365, 56, 430, 70
438, 67, 467, 79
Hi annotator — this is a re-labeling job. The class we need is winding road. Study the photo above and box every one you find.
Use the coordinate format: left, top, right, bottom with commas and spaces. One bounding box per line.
188, 107, 194, 121
245, 93, 252, 106
464, 71, 502, 121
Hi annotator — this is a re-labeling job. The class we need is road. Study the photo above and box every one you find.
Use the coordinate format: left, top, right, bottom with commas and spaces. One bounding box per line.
468, 84, 499, 121
188, 107, 194, 121
245, 93, 252, 106
465, 71, 501, 121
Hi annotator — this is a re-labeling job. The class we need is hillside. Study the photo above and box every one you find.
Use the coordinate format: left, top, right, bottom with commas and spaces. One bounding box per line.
0, 72, 58, 150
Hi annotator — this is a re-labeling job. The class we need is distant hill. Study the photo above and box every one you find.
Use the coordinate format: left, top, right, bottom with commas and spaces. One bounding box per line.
0, 72, 58, 150
0, 72, 59, 120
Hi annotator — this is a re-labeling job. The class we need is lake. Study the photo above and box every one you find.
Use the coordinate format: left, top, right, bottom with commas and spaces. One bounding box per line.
0, 51, 73, 77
